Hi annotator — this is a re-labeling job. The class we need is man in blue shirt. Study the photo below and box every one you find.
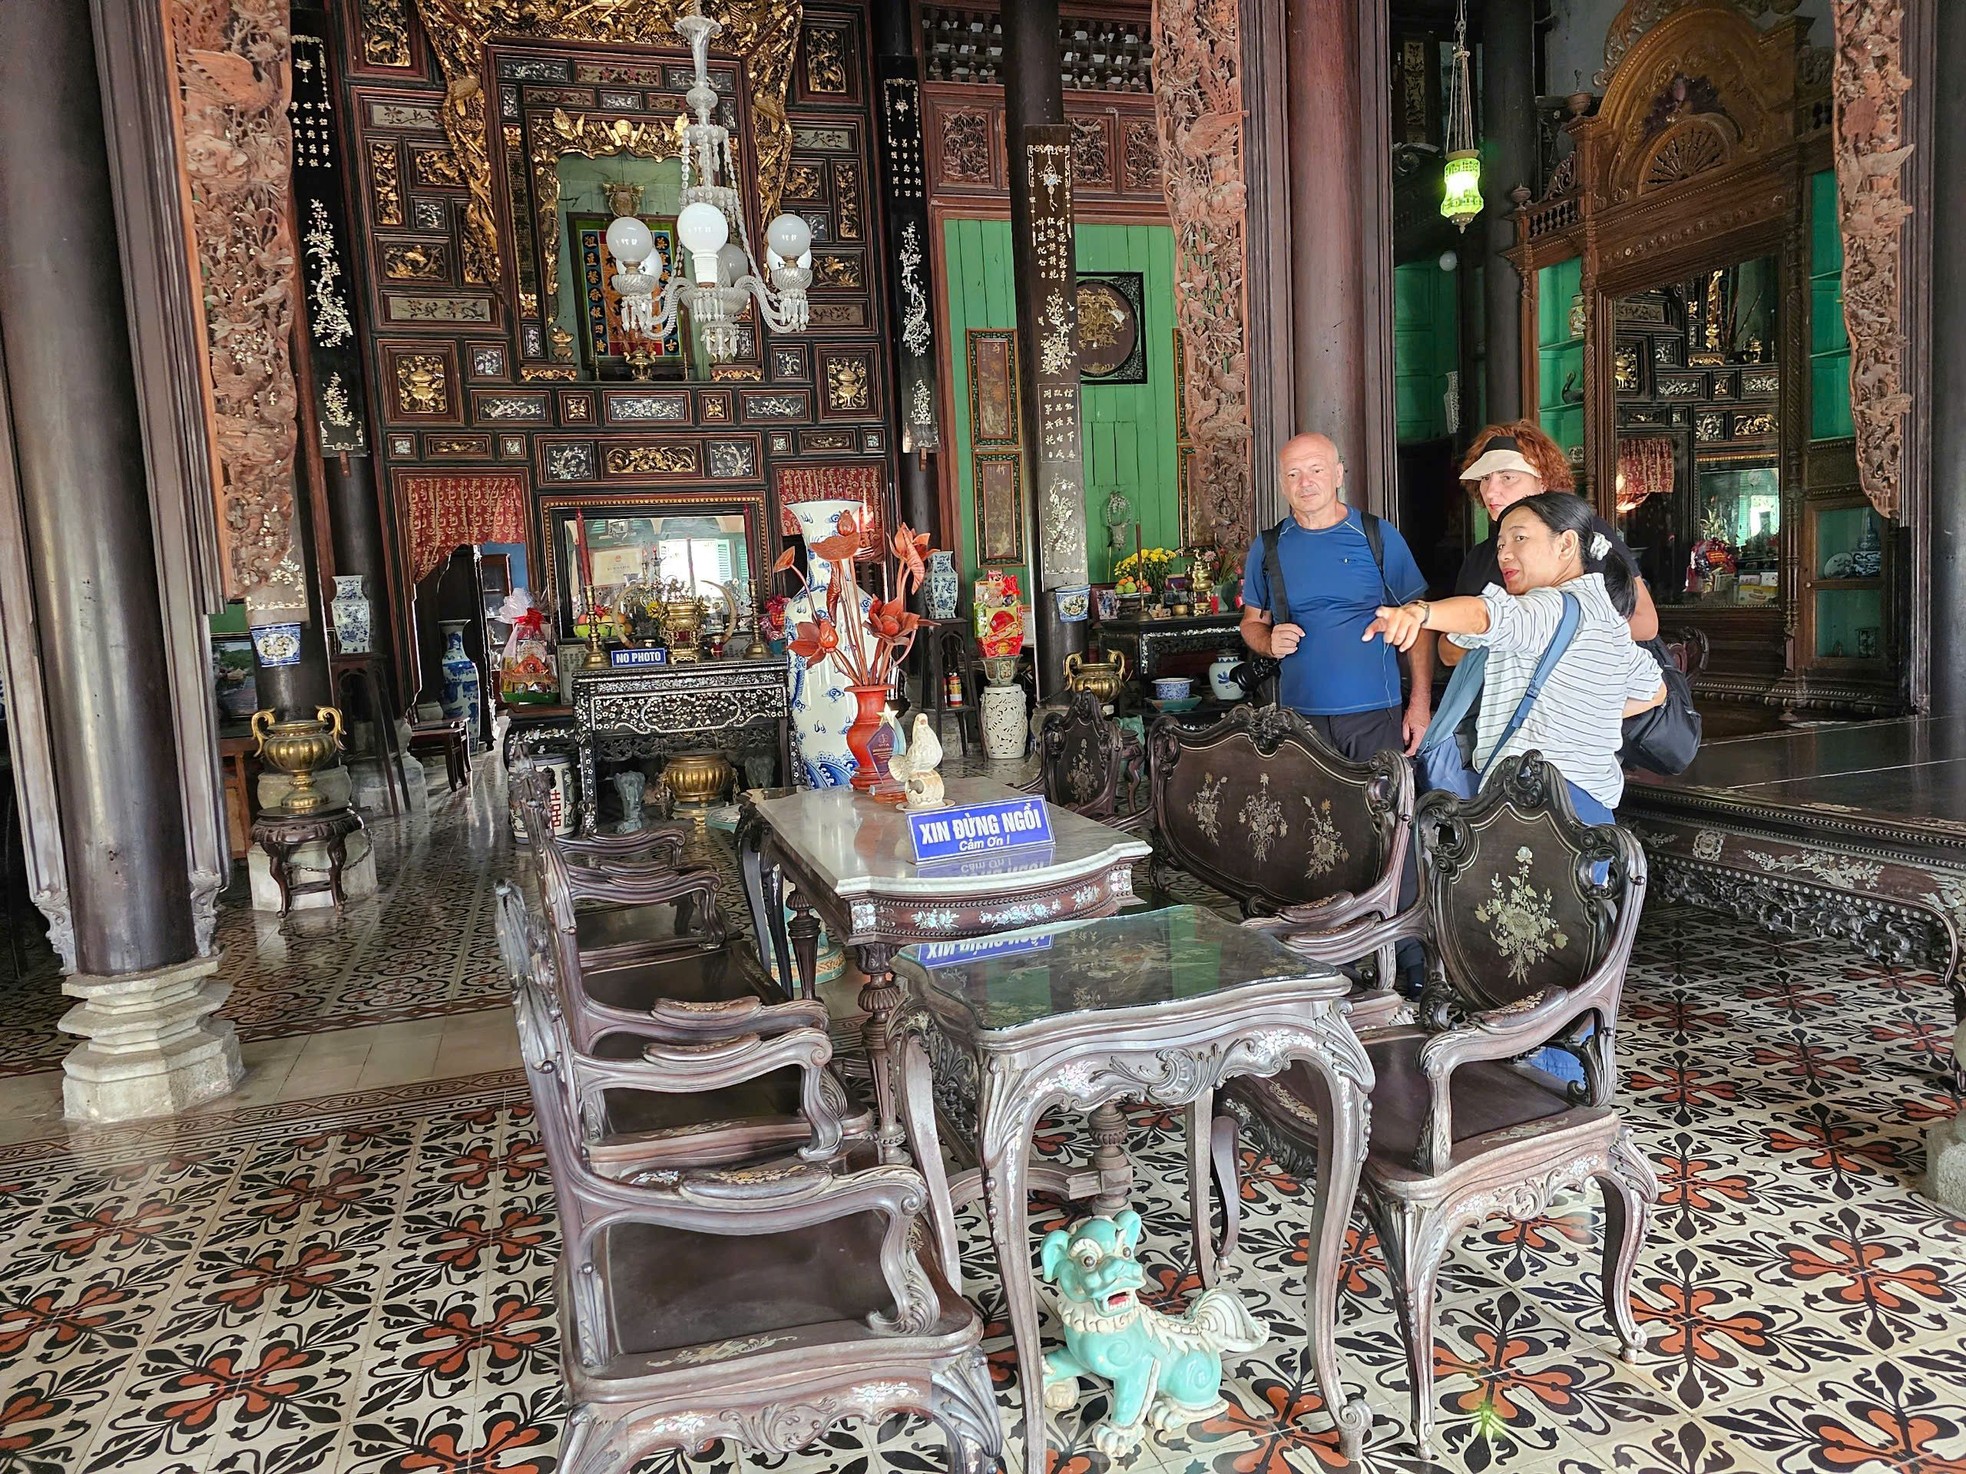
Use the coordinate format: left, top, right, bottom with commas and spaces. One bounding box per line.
1239, 433, 1434, 761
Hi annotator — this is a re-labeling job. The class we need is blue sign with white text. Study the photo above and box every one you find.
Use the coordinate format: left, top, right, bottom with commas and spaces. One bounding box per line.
913, 934, 1055, 968
608, 646, 670, 669
907, 795, 1054, 863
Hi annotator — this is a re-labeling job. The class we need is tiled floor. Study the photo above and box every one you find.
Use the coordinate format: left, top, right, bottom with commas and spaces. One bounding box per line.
3, 757, 1965, 1474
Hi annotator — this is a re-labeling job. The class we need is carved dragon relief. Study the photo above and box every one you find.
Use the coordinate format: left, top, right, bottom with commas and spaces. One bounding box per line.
411, 0, 802, 285
168, 0, 304, 610
1152, 0, 1251, 551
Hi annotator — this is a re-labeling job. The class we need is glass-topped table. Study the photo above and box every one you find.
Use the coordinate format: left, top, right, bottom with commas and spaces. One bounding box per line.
891, 905, 1373, 1472
737, 778, 1153, 1163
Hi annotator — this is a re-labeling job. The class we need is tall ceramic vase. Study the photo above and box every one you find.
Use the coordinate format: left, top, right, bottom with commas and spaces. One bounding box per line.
330, 575, 372, 654
923, 549, 959, 621
439, 619, 482, 741
785, 500, 876, 787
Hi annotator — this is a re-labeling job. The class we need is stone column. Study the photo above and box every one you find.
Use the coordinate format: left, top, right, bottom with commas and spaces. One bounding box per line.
1480, 0, 1538, 422
0, 0, 239, 1119
1004, 0, 1091, 697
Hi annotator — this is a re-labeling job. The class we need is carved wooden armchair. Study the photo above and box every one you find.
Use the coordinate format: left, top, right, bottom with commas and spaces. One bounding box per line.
1025, 688, 1148, 821
1148, 704, 1414, 1024
498, 882, 862, 1170
508, 952, 1000, 1474
1223, 755, 1657, 1456
528, 838, 802, 1055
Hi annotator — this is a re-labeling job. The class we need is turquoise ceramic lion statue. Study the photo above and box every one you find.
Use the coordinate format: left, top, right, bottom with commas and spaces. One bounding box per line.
1038, 1209, 1267, 1456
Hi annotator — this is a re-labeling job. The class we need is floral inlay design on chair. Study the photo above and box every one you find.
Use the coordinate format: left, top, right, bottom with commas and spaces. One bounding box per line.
1190, 774, 1226, 842
1474, 846, 1570, 984
1239, 773, 1286, 863
1067, 742, 1099, 803
1301, 797, 1349, 880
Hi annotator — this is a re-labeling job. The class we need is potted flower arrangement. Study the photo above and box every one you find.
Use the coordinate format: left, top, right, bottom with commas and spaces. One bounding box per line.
773, 512, 939, 792
760, 593, 790, 654
1113, 547, 1181, 616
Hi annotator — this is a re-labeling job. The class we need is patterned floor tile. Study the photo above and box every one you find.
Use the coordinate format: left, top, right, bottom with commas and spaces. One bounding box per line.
7, 767, 1966, 1474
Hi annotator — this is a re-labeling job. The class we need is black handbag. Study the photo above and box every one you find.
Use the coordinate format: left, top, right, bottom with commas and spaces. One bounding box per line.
1619, 636, 1702, 775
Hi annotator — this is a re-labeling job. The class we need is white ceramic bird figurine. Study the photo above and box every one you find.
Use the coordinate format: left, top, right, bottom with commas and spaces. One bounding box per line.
890, 713, 945, 810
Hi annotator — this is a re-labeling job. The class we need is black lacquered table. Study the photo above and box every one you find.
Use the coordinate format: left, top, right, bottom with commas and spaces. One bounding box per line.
890, 905, 1375, 1473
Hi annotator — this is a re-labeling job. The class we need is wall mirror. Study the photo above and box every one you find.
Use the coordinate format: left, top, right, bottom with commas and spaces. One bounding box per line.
493, 44, 762, 383
544, 498, 764, 635
1610, 256, 1783, 612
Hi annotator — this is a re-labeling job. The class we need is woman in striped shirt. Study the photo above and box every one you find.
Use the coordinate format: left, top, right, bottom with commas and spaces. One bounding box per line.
1365, 493, 1666, 823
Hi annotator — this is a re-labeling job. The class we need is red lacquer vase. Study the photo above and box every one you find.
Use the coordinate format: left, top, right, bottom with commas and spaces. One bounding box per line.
845, 682, 889, 791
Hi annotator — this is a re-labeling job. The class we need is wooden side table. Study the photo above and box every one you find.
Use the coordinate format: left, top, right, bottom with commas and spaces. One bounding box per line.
252, 807, 366, 914
216, 733, 258, 860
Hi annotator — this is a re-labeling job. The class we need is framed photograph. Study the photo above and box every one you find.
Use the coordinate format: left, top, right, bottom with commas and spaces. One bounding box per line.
1076, 272, 1147, 383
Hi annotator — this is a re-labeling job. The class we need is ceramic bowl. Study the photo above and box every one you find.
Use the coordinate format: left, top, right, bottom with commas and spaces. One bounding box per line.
1149, 695, 1202, 714
1152, 676, 1192, 701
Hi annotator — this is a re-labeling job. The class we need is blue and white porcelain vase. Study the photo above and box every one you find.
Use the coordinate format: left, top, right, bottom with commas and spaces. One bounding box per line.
330, 575, 372, 654
438, 619, 482, 737
785, 499, 876, 788
923, 548, 959, 622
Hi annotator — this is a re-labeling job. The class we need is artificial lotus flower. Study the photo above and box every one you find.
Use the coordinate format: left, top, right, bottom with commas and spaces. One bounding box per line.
787, 618, 839, 667
868, 596, 924, 643
807, 510, 864, 565
890, 523, 930, 594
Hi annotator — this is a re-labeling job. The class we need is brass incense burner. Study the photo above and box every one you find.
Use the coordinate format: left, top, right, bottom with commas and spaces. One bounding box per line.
1064, 650, 1129, 707
663, 751, 731, 821
251, 706, 345, 813
662, 596, 706, 662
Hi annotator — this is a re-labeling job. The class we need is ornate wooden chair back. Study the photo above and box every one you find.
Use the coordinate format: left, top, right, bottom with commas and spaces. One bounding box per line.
1147, 704, 1411, 916
1036, 689, 1143, 818
1416, 753, 1646, 1099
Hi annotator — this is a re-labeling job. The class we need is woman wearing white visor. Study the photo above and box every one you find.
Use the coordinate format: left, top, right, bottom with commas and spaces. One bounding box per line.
1440, 421, 1657, 667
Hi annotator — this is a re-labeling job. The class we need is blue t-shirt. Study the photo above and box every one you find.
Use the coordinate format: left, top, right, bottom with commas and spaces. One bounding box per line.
1241, 507, 1429, 716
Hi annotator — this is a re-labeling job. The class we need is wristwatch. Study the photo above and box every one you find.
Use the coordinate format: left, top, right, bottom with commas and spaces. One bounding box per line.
1411, 600, 1432, 628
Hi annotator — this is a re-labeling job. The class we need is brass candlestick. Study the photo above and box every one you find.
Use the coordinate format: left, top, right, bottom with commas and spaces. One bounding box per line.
583, 585, 609, 669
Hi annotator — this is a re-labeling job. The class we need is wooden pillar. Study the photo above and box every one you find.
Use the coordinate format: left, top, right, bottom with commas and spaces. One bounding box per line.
0, 0, 240, 1117
873, 0, 941, 546
1285, 0, 1394, 509
1242, 0, 1293, 528
1930, 0, 1966, 718
1004, 0, 1091, 695
1481, 0, 1538, 423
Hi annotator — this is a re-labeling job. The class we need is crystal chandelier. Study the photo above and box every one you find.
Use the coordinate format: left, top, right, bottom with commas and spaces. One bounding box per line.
1440, 0, 1484, 231
605, 0, 813, 367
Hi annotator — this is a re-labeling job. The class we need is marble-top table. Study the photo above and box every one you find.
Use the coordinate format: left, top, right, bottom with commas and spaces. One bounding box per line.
891, 905, 1373, 1471
737, 777, 1152, 1162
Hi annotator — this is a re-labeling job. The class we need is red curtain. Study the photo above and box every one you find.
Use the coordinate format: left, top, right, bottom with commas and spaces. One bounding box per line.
1616, 437, 1676, 514
403, 473, 530, 583
774, 463, 886, 557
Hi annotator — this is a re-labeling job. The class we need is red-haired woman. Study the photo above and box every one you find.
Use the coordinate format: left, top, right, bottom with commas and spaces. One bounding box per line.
1440, 421, 1657, 667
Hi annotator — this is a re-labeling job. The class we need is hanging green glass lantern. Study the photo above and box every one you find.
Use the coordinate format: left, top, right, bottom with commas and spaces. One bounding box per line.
1442, 150, 1484, 229
1440, 0, 1482, 231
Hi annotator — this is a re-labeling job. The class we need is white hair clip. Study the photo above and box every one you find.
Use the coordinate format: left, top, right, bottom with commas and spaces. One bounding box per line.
1589, 532, 1612, 561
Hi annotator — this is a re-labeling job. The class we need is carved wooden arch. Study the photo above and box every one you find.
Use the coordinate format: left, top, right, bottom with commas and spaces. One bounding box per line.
1588, 2, 1798, 208
1594, 0, 1804, 89
412, 0, 801, 287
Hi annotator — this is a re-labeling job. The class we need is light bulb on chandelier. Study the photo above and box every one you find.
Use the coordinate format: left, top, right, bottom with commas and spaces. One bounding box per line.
593, 0, 815, 367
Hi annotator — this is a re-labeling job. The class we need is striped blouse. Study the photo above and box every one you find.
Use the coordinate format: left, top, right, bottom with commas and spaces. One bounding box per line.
1446, 573, 1662, 809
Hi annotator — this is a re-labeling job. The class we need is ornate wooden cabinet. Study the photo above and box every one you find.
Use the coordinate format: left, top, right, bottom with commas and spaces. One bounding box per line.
1509, 1, 1914, 717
